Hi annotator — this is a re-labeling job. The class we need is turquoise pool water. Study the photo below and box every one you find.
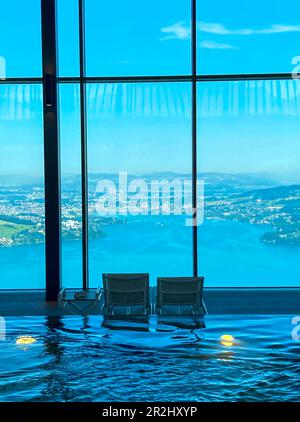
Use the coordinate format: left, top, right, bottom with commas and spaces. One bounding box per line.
0, 315, 299, 402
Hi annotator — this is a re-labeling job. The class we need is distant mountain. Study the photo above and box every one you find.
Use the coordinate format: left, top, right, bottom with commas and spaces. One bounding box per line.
198, 172, 279, 186
58, 172, 288, 198
0, 175, 43, 186
1, 172, 294, 198
233, 184, 300, 202
196, 173, 281, 197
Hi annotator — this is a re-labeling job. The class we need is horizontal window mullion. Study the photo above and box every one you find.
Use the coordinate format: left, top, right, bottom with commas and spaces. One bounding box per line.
0, 78, 43, 84
197, 73, 294, 82
1, 73, 294, 85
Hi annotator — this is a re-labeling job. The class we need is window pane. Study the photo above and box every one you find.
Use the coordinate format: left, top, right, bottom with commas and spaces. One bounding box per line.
0, 85, 45, 289
59, 84, 83, 288
57, 0, 80, 77
197, 80, 300, 286
0, 1, 42, 77
197, 0, 300, 74
87, 82, 192, 286
85, 0, 191, 76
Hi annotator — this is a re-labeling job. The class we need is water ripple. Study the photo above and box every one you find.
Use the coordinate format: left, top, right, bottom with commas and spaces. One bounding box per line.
0, 315, 299, 401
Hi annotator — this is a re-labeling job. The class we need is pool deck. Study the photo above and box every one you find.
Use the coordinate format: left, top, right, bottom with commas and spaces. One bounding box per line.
0, 288, 299, 316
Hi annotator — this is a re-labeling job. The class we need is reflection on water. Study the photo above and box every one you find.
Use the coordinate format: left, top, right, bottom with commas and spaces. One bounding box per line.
0, 315, 300, 402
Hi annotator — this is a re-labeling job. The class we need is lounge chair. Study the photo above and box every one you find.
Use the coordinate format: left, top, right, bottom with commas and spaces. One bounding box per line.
156, 276, 207, 316
102, 273, 151, 316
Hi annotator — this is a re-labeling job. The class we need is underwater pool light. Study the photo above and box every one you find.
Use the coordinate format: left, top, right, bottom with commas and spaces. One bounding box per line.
16, 336, 37, 345
220, 334, 235, 347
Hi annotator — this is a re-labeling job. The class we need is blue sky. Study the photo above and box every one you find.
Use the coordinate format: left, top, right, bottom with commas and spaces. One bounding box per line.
1, 1, 300, 178
2, 80, 300, 178
59, 0, 300, 76
2, 0, 300, 76
197, 0, 300, 74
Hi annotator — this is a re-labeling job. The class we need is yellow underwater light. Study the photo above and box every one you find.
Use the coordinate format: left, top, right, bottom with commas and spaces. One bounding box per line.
16, 336, 37, 345
220, 334, 235, 347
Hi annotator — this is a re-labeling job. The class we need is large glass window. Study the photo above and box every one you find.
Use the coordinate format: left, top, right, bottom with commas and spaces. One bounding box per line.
0, 1, 42, 77
59, 84, 83, 288
87, 82, 193, 286
0, 84, 45, 289
197, 80, 300, 286
2, 1, 299, 293
85, 0, 191, 76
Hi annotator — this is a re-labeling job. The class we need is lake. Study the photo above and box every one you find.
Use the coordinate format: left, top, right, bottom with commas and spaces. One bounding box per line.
1, 218, 300, 289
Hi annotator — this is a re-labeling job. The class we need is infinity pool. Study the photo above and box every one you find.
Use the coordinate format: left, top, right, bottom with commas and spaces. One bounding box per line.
0, 315, 299, 402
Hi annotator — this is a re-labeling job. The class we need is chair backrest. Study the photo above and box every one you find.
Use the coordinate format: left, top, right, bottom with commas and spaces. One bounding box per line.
157, 277, 204, 308
102, 273, 150, 308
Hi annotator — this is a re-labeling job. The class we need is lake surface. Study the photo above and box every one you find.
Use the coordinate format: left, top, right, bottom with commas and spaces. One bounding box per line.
1, 219, 300, 289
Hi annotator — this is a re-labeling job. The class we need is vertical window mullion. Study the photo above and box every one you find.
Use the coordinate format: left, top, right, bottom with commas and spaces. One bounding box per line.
79, 0, 89, 290
41, 0, 61, 300
192, 0, 198, 276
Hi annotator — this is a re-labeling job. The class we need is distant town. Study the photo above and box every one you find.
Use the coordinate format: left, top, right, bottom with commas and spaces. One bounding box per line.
0, 173, 299, 247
